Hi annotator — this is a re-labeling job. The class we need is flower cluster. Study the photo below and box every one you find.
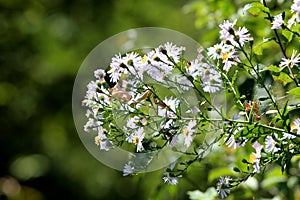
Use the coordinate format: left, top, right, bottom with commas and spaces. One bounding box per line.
81, 1, 300, 198
82, 42, 225, 178
207, 20, 252, 71
271, 0, 300, 28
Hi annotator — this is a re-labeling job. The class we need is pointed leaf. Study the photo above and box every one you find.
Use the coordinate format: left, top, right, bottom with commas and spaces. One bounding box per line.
246, 2, 270, 16
273, 72, 293, 86
282, 30, 294, 42
288, 87, 300, 97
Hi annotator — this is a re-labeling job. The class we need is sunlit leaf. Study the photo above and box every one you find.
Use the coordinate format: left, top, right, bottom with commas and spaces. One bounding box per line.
261, 166, 287, 188
288, 87, 300, 97
246, 2, 270, 16
187, 188, 217, 200
208, 167, 235, 183
253, 38, 273, 55
272, 72, 293, 86
264, 65, 281, 73
282, 30, 294, 42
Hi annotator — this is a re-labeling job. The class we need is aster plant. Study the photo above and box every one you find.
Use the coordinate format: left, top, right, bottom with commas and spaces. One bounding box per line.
82, 0, 300, 199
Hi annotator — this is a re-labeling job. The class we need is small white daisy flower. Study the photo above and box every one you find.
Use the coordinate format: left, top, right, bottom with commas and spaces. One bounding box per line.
163, 174, 179, 185
291, 0, 300, 14
279, 50, 300, 70
271, 14, 284, 29
94, 127, 112, 151
234, 27, 253, 47
250, 141, 263, 173
183, 120, 197, 147
123, 163, 135, 176
265, 135, 280, 153
217, 176, 231, 199
126, 127, 145, 152
291, 118, 300, 135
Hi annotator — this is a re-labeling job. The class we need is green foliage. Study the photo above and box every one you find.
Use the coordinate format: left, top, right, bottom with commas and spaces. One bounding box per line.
288, 87, 300, 97
187, 187, 217, 200
245, 2, 270, 16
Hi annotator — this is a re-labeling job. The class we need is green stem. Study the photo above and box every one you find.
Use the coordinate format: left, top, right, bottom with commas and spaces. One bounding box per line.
262, 0, 299, 86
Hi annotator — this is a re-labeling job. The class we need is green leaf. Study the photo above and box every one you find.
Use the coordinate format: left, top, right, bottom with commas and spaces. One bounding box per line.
273, 72, 293, 86
288, 87, 300, 97
187, 188, 217, 200
253, 38, 273, 55
245, 2, 270, 16
264, 65, 281, 73
253, 42, 264, 55
261, 166, 287, 188
282, 30, 294, 42
208, 167, 235, 183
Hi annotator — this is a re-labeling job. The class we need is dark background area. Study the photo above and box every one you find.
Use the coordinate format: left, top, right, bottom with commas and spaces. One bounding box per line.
0, 0, 200, 199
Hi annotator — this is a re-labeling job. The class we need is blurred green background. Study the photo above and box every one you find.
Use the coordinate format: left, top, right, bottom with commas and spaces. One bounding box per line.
1, 0, 299, 199
0, 0, 199, 199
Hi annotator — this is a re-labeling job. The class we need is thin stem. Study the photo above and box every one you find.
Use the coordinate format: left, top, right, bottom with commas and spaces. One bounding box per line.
237, 43, 284, 119
262, 0, 299, 86
221, 71, 244, 108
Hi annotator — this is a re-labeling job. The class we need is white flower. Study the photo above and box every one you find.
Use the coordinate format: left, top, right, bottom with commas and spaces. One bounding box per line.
288, 13, 298, 28
291, 118, 300, 135
158, 97, 179, 118
94, 69, 106, 83
161, 119, 174, 129
207, 43, 239, 71
283, 132, 296, 140
126, 127, 145, 152
84, 118, 102, 133
199, 63, 223, 93
126, 116, 140, 129
279, 50, 300, 70
226, 135, 238, 149
207, 43, 225, 60
163, 174, 179, 185
108, 53, 125, 83
291, 0, 300, 14
162, 162, 180, 185
183, 120, 197, 147
225, 128, 248, 149
185, 59, 201, 79
219, 20, 237, 42
145, 43, 184, 74
162, 42, 186, 64
85, 81, 98, 97
94, 127, 112, 151
250, 141, 263, 173
225, 136, 247, 150
234, 27, 253, 47
221, 49, 240, 71
123, 163, 134, 176
265, 135, 280, 153
271, 14, 284, 29
217, 176, 231, 199
123, 52, 145, 78
218, 19, 252, 47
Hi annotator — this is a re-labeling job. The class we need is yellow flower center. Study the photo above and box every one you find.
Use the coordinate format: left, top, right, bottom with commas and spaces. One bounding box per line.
142, 55, 147, 63
249, 153, 257, 164
183, 128, 189, 136
95, 136, 101, 146
133, 136, 139, 145
222, 53, 229, 61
